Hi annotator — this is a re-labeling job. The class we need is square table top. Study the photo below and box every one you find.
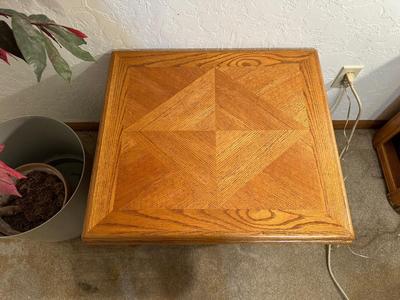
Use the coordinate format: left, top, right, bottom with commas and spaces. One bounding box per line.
82, 49, 354, 244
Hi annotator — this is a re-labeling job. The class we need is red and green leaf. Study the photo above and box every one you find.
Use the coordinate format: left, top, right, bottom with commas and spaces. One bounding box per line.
0, 48, 8, 64
28, 14, 54, 24
0, 20, 24, 61
12, 13, 47, 81
0, 8, 94, 81
47, 24, 86, 46
42, 32, 72, 81
0, 9, 18, 17
40, 26, 61, 47
0, 144, 25, 197
47, 25, 94, 61
62, 26, 87, 39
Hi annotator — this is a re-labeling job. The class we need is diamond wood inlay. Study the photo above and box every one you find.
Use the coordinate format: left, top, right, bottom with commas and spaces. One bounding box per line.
83, 50, 354, 244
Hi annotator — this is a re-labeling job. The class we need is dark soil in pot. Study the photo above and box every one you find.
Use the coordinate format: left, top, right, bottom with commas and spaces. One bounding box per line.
3, 171, 65, 232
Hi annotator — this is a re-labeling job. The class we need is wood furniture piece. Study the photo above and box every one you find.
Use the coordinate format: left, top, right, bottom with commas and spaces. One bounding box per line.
83, 50, 354, 244
373, 111, 400, 211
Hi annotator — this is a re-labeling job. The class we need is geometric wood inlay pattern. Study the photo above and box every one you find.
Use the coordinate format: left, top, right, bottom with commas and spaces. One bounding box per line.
83, 50, 354, 244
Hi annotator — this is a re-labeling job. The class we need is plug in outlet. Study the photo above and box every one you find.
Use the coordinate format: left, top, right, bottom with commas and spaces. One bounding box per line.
331, 66, 363, 88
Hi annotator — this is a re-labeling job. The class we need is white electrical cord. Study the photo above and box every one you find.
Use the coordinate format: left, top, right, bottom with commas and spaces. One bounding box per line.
327, 245, 350, 300
339, 76, 363, 158
330, 87, 345, 113
327, 73, 363, 300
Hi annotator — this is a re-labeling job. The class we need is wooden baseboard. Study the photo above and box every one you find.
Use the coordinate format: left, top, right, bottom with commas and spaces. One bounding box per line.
66, 120, 387, 131
332, 120, 386, 129
66, 122, 99, 131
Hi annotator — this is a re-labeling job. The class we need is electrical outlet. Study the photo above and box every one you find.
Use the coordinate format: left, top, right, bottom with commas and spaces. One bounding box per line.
330, 65, 363, 88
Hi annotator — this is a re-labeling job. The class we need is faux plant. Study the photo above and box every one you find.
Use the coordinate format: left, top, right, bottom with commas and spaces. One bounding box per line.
0, 8, 94, 82
0, 145, 25, 196
0, 8, 93, 196
0, 144, 24, 235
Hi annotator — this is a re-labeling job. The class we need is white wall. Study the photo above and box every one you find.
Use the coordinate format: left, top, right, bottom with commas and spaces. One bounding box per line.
1, 0, 400, 122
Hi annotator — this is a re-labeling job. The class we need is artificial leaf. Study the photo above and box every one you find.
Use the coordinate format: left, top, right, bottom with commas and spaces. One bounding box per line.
0, 145, 25, 180
0, 179, 21, 197
0, 144, 25, 197
63, 26, 87, 39
0, 20, 24, 60
62, 40, 94, 61
48, 25, 94, 62
0, 48, 8, 64
0, 161, 25, 180
40, 26, 61, 47
47, 24, 86, 46
28, 15, 61, 46
42, 33, 71, 82
0, 8, 19, 17
28, 14, 54, 24
12, 13, 47, 81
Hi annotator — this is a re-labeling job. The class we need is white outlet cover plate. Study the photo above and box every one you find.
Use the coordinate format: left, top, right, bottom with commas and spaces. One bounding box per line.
330, 65, 364, 88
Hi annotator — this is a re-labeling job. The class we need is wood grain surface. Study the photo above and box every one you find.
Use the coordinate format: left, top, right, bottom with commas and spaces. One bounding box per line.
65, 120, 386, 132
373, 112, 400, 208
82, 50, 354, 244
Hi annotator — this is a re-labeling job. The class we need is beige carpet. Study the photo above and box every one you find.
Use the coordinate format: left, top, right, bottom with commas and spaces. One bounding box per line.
0, 129, 398, 300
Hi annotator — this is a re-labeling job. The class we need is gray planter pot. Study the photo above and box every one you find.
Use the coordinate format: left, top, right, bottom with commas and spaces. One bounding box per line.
0, 116, 90, 241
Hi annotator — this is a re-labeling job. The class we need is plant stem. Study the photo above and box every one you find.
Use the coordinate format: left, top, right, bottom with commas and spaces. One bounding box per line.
0, 217, 19, 235
0, 205, 21, 216
0, 196, 10, 207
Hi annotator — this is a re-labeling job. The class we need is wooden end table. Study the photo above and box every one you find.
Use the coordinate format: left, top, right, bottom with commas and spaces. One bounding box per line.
373, 111, 400, 210
82, 50, 354, 244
